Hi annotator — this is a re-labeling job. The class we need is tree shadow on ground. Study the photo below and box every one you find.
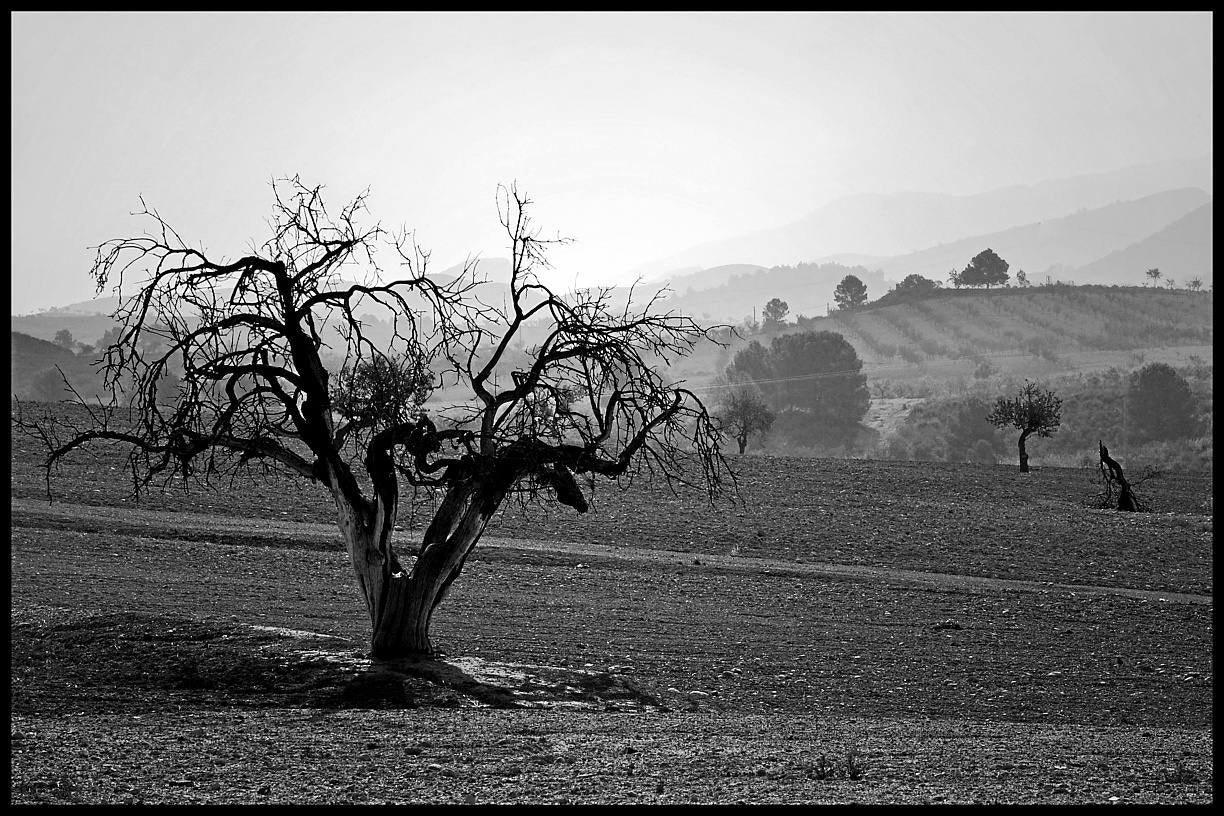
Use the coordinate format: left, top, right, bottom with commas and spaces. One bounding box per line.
11, 608, 662, 715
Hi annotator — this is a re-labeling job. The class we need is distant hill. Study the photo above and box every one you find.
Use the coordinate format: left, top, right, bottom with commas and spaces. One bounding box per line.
654, 264, 769, 295
659, 189, 1211, 322
26, 295, 123, 315
10, 312, 118, 347
662, 262, 889, 323
436, 257, 514, 285
633, 155, 1212, 276
869, 187, 1210, 287
10, 331, 104, 400
1072, 202, 1213, 287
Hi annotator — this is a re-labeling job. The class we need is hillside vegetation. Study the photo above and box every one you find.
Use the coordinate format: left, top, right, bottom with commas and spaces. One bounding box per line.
668, 285, 1205, 375
669, 286, 1212, 388
810, 286, 1211, 368
10, 332, 104, 401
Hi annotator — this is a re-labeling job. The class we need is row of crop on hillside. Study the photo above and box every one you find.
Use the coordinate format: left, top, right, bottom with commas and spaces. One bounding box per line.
905, 298, 1004, 352
988, 295, 1083, 351
1093, 291, 1212, 346
907, 286, 1207, 356
933, 299, 1023, 353
818, 312, 891, 364
872, 306, 960, 359
819, 311, 917, 363
1007, 288, 1210, 350
770, 287, 1211, 373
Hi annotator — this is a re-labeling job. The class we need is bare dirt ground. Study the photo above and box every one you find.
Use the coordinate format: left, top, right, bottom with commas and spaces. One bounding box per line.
9, 430, 1214, 804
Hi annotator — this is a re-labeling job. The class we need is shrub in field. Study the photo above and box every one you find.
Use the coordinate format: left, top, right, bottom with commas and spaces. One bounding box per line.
877, 394, 1007, 464
12, 179, 733, 659
1127, 362, 1196, 443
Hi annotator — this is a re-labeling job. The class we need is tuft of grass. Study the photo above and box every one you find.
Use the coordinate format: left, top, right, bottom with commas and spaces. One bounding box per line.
845, 749, 866, 781
803, 749, 868, 781
1162, 759, 1200, 784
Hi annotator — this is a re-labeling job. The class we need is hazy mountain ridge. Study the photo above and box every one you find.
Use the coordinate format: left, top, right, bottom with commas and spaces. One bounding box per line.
663, 262, 890, 323
1072, 202, 1213, 286
869, 187, 1211, 287
658, 188, 1211, 322
637, 155, 1211, 279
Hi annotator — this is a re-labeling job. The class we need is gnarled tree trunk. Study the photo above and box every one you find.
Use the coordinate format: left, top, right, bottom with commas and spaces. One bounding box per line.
1017, 429, 1032, 473
336, 479, 509, 659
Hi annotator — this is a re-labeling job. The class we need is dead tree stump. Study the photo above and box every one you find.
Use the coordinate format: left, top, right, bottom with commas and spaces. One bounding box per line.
1098, 440, 1138, 512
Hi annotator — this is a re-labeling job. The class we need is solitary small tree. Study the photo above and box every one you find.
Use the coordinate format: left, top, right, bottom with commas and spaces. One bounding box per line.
986, 380, 1062, 473
13, 178, 733, 659
1145, 268, 1161, 287
761, 297, 790, 330
715, 381, 775, 454
961, 248, 1009, 289
832, 274, 868, 310
876, 273, 941, 306
1186, 277, 1202, 292
1015, 269, 1029, 287
53, 329, 75, 350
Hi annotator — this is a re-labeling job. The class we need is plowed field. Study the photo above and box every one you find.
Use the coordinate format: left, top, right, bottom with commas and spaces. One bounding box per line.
10, 422, 1214, 804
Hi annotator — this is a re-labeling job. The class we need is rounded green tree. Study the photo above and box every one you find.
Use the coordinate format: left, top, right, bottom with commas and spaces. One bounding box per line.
833, 274, 869, 310
1127, 363, 1195, 442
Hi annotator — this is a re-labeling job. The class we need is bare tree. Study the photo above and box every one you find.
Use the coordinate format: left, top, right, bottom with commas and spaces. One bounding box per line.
986, 380, 1062, 473
13, 178, 733, 659
715, 380, 775, 454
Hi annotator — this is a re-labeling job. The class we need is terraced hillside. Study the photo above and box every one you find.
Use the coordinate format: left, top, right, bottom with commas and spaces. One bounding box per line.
671, 285, 1212, 390
813, 286, 1211, 366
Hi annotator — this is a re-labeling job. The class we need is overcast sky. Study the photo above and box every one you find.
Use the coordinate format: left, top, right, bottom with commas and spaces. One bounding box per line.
10, 11, 1213, 313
